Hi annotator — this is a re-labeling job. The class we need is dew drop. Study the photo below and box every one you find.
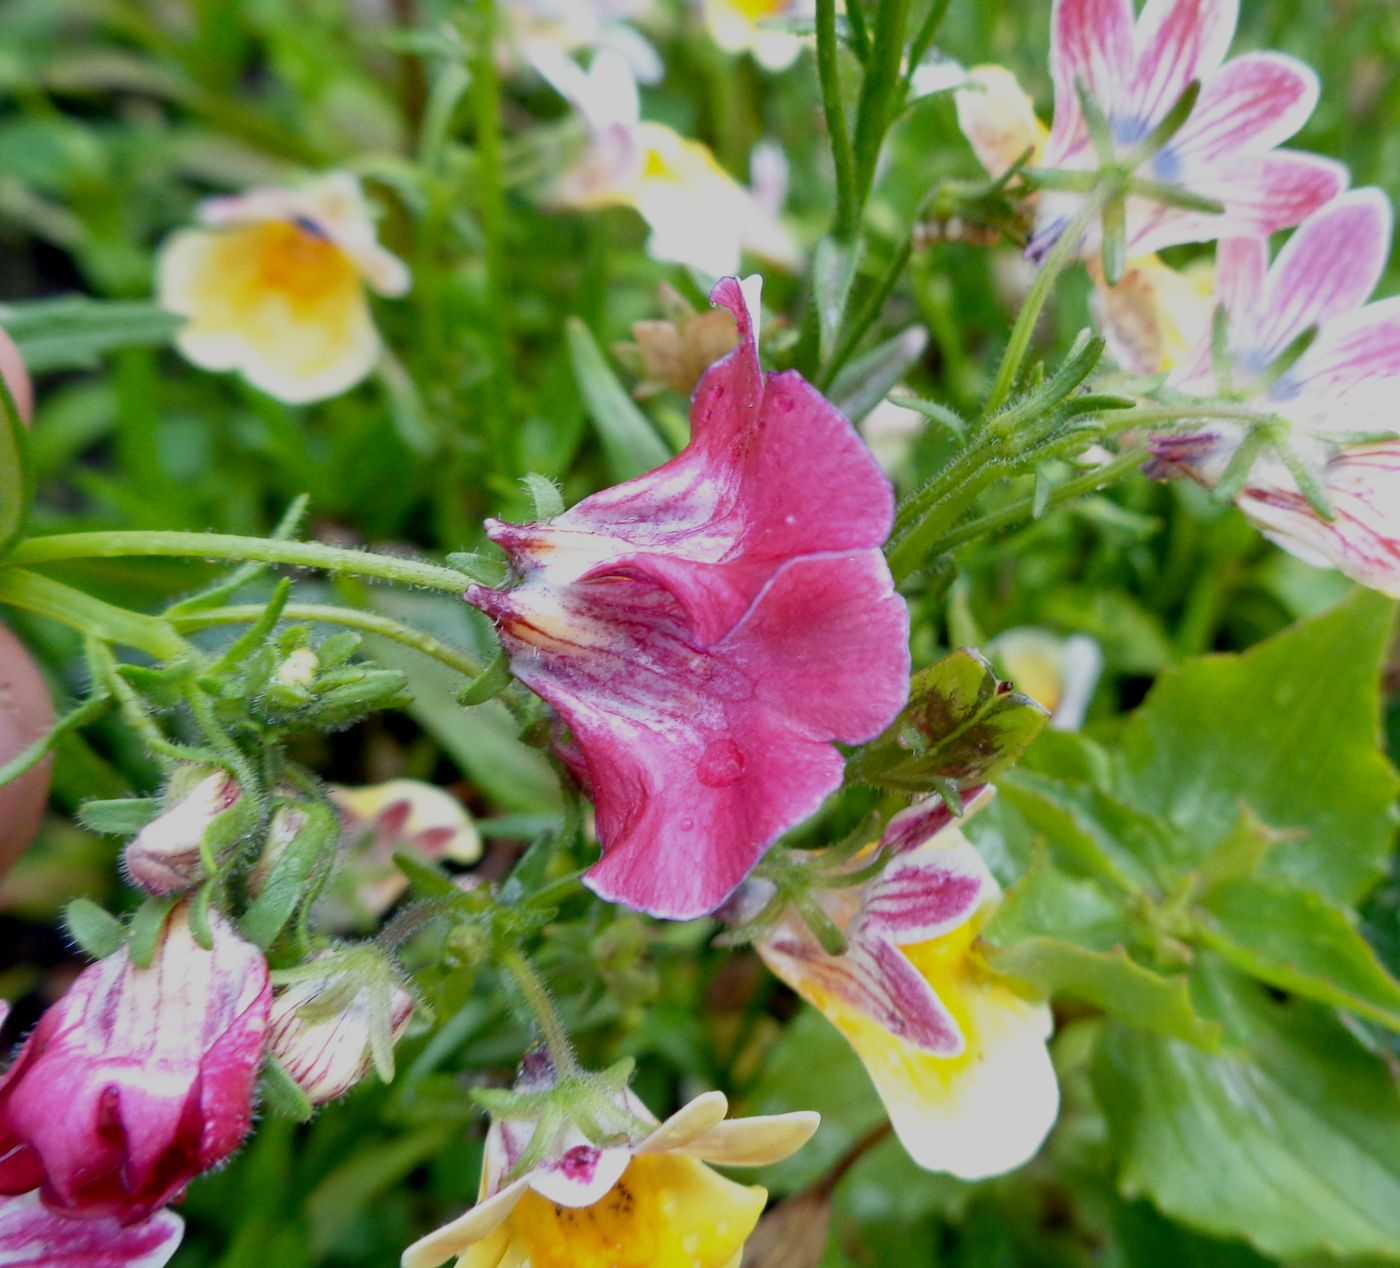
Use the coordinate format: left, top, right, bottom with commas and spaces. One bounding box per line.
697, 739, 746, 788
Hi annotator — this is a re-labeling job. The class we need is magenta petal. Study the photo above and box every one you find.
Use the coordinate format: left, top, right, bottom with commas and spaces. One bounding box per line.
1169, 52, 1317, 167
1048, 0, 1134, 157
1131, 0, 1238, 132
0, 1193, 183, 1268
857, 854, 984, 945
1247, 190, 1394, 364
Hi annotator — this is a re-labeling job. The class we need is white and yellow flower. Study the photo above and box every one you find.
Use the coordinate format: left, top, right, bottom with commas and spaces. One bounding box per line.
506, 0, 662, 85
401, 1060, 818, 1268
157, 172, 409, 404
755, 792, 1058, 1179
701, 0, 812, 72
988, 627, 1102, 732
1089, 254, 1216, 376
537, 48, 798, 277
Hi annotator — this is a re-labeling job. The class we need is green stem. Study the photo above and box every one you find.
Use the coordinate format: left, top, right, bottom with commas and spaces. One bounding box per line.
921, 446, 1148, 557
0, 692, 113, 789
9, 532, 466, 592
500, 947, 578, 1076
0, 568, 188, 659
983, 187, 1110, 415
169, 603, 482, 678
816, 0, 859, 237
851, 0, 911, 205
902, 0, 952, 91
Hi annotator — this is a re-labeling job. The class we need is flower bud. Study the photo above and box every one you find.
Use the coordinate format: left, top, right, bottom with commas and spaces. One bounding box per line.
122, 767, 246, 894
273, 646, 319, 687
0, 625, 54, 880
266, 950, 414, 1104
0, 904, 270, 1222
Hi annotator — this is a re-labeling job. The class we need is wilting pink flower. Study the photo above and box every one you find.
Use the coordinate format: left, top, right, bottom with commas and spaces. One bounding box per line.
0, 1191, 183, 1268
122, 767, 245, 894
401, 1054, 817, 1268
1032, 0, 1344, 261
267, 951, 415, 1104
754, 790, 1058, 1178
0, 906, 270, 1223
467, 276, 909, 919
1153, 189, 1400, 595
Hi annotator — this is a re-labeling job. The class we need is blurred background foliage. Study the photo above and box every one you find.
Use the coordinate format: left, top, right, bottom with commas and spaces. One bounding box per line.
1, 0, 1399, 1265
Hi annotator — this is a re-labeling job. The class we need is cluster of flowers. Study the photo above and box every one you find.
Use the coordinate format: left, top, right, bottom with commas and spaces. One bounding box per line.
953, 0, 1400, 596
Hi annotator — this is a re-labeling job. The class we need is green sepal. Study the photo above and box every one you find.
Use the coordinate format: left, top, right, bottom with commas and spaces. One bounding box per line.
458, 647, 512, 707
78, 797, 160, 837
259, 1053, 315, 1122
127, 895, 177, 969
64, 898, 127, 960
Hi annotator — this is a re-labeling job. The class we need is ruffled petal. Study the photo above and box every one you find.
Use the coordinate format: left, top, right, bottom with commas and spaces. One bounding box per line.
0, 1192, 183, 1268
1166, 52, 1317, 167
1130, 0, 1238, 136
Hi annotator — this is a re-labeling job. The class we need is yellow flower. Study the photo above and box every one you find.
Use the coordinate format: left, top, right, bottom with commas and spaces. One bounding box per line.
702, 0, 811, 72
537, 48, 797, 276
157, 173, 409, 403
1089, 254, 1216, 376
988, 627, 1102, 731
401, 1085, 818, 1268
756, 792, 1058, 1179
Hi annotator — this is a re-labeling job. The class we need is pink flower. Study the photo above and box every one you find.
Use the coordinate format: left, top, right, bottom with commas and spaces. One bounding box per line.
1154, 189, 1400, 595
0, 1191, 183, 1267
0, 906, 270, 1223
466, 276, 909, 919
1033, 0, 1344, 261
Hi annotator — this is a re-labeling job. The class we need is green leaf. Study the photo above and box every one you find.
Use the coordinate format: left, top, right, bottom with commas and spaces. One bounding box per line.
239, 802, 340, 948
1096, 964, 1400, 1259
812, 235, 857, 364
259, 1054, 314, 1123
0, 297, 182, 373
829, 325, 929, 423
78, 796, 160, 837
63, 898, 126, 959
127, 895, 176, 969
520, 472, 564, 520
852, 648, 1049, 794
986, 863, 1219, 1047
0, 370, 30, 558
456, 647, 511, 707
1199, 877, 1400, 1031
565, 316, 671, 481
1117, 590, 1399, 904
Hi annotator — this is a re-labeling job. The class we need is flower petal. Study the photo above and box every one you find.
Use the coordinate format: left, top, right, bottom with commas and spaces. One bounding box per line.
857, 850, 985, 945
880, 786, 993, 855
1167, 52, 1318, 167
679, 1111, 821, 1167
399, 1177, 529, 1268
1047, 0, 1134, 157
955, 65, 1047, 177
636, 1091, 731, 1155
528, 1145, 633, 1208
1247, 189, 1393, 364
0, 1192, 183, 1268
1130, 0, 1238, 131
1290, 295, 1400, 397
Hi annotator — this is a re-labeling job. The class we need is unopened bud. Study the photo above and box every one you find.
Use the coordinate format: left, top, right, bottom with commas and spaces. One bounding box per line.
267, 951, 414, 1103
123, 768, 245, 894
273, 647, 319, 688
244, 800, 310, 898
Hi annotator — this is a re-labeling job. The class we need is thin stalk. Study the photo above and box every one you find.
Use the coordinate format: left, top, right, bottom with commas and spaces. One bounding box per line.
500, 947, 578, 1076
9, 532, 467, 593
983, 187, 1110, 415
902, 0, 953, 91
816, 0, 859, 237
851, 0, 911, 205
0, 568, 188, 659
923, 446, 1148, 557
170, 603, 482, 678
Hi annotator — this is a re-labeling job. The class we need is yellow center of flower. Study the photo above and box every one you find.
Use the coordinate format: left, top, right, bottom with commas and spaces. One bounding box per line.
236, 220, 359, 311
727, 0, 790, 20
466, 1154, 764, 1268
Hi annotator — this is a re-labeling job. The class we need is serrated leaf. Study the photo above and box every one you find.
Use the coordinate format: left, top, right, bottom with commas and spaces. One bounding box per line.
1116, 590, 1399, 903
78, 796, 160, 837
1096, 964, 1400, 1259
1199, 877, 1400, 1031
63, 898, 126, 959
853, 648, 1049, 794
0, 297, 182, 372
566, 316, 671, 481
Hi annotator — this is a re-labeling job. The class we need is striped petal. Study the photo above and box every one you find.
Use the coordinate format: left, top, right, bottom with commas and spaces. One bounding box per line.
857, 849, 985, 945
1130, 0, 1238, 129
1168, 52, 1317, 167
0, 1193, 182, 1268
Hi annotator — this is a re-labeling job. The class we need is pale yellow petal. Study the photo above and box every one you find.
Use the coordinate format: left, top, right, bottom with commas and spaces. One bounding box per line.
400, 1179, 529, 1268
637, 1090, 730, 1155
955, 65, 1047, 177
682, 1110, 820, 1167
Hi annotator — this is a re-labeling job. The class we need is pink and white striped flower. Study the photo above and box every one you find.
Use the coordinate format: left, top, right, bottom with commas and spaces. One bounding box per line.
0, 907, 270, 1223
1032, 0, 1344, 261
0, 1191, 183, 1268
467, 276, 909, 919
401, 1055, 817, 1268
755, 791, 1059, 1178
1152, 188, 1400, 596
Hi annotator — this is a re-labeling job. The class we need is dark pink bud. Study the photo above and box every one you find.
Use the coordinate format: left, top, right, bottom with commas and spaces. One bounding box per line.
0, 905, 270, 1223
